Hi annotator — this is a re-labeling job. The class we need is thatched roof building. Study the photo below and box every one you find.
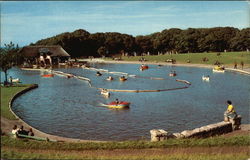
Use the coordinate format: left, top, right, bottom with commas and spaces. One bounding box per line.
19, 45, 70, 57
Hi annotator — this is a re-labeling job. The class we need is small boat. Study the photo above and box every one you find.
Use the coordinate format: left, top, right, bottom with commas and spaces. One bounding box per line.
101, 89, 110, 97
96, 72, 102, 76
9, 78, 20, 83
66, 74, 74, 78
202, 76, 210, 81
169, 71, 177, 77
140, 65, 149, 71
105, 101, 130, 109
119, 76, 127, 81
213, 66, 225, 73
42, 74, 54, 78
106, 76, 114, 81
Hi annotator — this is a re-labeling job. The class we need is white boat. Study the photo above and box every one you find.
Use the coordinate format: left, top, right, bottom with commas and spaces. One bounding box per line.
101, 89, 110, 97
202, 76, 210, 81
106, 76, 114, 81
169, 71, 177, 77
9, 78, 20, 83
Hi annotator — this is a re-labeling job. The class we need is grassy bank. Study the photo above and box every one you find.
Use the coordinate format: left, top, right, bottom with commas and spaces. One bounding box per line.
1, 135, 250, 159
2, 135, 250, 150
1, 85, 31, 120
111, 51, 250, 66
1, 147, 249, 160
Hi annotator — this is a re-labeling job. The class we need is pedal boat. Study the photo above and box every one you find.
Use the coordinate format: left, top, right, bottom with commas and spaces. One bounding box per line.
42, 74, 54, 78
213, 66, 225, 73
169, 71, 177, 77
106, 76, 114, 81
101, 89, 110, 97
202, 76, 210, 81
107, 101, 130, 109
119, 77, 127, 81
140, 65, 149, 71
9, 78, 21, 83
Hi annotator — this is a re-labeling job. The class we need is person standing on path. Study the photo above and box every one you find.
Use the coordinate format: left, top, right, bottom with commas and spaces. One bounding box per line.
240, 61, 244, 69
234, 61, 237, 69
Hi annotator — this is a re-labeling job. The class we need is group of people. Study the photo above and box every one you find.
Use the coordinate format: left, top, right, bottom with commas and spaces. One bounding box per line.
234, 61, 244, 69
12, 125, 34, 137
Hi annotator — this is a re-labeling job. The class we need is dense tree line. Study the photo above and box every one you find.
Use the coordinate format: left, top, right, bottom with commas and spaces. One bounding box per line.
33, 27, 250, 58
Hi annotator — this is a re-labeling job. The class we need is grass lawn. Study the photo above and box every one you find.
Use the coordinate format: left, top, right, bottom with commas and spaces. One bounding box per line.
110, 51, 250, 66
1, 135, 250, 159
1, 148, 249, 160
1, 85, 31, 120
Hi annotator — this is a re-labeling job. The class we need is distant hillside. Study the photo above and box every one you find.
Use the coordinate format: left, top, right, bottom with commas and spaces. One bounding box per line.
32, 27, 250, 58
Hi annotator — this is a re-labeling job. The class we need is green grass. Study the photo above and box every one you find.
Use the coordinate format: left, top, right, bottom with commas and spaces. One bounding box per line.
1, 148, 249, 160
1, 85, 31, 120
2, 135, 250, 150
2, 135, 250, 159
109, 51, 250, 66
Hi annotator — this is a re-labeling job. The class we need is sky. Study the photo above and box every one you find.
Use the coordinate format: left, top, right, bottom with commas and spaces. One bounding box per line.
1, 1, 249, 47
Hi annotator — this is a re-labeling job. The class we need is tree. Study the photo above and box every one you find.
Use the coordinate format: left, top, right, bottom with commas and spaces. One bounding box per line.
97, 46, 107, 57
0, 42, 21, 85
230, 28, 250, 51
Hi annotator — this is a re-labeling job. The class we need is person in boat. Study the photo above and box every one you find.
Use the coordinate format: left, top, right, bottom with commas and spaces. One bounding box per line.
115, 98, 119, 105
224, 100, 237, 121
96, 71, 102, 76
101, 88, 107, 93
107, 76, 113, 80
120, 76, 126, 80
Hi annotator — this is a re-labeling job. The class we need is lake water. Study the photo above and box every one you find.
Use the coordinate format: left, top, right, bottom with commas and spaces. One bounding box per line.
2, 63, 250, 141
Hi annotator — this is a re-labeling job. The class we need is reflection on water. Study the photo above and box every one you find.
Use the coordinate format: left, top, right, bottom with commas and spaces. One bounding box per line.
2, 64, 250, 141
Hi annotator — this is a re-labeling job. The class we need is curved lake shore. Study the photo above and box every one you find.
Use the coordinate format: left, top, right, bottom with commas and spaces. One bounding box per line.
1, 61, 250, 141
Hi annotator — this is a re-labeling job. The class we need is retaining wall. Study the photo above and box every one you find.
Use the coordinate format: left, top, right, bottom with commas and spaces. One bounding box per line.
150, 116, 242, 142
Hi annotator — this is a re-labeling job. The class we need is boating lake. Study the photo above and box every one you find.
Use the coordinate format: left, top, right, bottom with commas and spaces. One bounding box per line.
2, 63, 250, 141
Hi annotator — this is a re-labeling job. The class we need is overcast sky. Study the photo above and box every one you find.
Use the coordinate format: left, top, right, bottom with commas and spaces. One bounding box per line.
1, 1, 249, 47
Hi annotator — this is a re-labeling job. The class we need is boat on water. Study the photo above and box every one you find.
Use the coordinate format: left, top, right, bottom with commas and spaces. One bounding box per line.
169, 71, 177, 77
213, 66, 225, 73
106, 76, 114, 81
140, 64, 149, 71
119, 76, 127, 81
101, 89, 110, 97
202, 76, 210, 81
96, 71, 102, 76
66, 74, 74, 78
42, 74, 54, 78
104, 101, 130, 109
9, 78, 21, 83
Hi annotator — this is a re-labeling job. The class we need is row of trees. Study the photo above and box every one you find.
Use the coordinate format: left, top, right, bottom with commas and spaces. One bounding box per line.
33, 27, 250, 58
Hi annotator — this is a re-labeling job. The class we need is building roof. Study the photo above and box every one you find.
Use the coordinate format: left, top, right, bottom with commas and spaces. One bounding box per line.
19, 45, 70, 57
